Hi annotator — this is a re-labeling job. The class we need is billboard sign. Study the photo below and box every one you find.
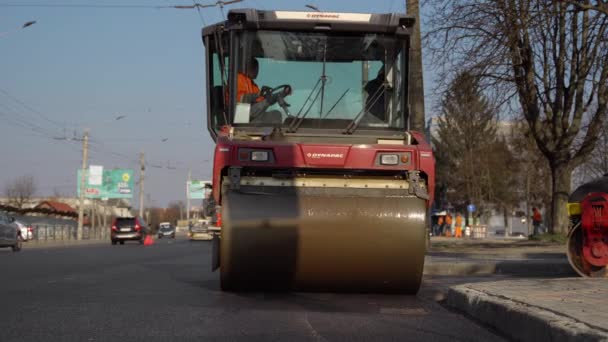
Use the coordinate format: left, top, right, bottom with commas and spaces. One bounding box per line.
78, 168, 134, 199
188, 180, 211, 199
89, 165, 103, 186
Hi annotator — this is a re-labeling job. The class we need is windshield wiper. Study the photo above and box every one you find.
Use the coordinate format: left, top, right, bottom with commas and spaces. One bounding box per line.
287, 77, 322, 132
318, 41, 328, 116
322, 88, 349, 119
343, 82, 387, 135
288, 40, 328, 133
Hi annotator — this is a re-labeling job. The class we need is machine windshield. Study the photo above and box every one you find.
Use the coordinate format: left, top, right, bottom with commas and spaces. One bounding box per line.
233, 30, 407, 131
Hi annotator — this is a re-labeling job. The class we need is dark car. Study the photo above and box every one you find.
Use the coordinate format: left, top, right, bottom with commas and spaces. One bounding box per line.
0, 211, 22, 252
110, 216, 150, 245
157, 222, 175, 239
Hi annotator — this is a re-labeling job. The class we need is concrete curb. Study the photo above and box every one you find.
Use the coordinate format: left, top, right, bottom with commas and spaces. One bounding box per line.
424, 258, 575, 277
24, 239, 107, 249
446, 285, 608, 342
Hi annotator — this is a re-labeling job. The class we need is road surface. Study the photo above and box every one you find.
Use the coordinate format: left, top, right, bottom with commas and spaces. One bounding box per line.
0, 238, 504, 341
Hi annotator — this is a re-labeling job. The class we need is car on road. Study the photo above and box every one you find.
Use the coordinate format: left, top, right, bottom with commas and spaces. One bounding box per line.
14, 219, 33, 241
157, 222, 175, 239
188, 220, 213, 241
0, 211, 22, 252
110, 216, 150, 245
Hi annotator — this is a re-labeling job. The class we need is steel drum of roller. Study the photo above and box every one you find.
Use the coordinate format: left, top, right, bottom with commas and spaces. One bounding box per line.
566, 174, 608, 278
219, 176, 428, 293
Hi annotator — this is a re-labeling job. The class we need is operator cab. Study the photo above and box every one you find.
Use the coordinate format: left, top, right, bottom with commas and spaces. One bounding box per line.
202, 9, 416, 140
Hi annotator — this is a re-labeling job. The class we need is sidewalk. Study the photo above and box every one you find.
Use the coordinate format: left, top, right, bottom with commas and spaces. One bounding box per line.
447, 278, 608, 342
430, 236, 565, 257
24, 238, 107, 249
424, 237, 572, 277
420, 236, 575, 303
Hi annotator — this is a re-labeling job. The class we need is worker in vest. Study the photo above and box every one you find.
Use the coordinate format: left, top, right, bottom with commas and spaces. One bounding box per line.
237, 58, 261, 102
437, 215, 445, 236
445, 213, 453, 237
532, 207, 543, 235
454, 212, 463, 238
236, 57, 290, 124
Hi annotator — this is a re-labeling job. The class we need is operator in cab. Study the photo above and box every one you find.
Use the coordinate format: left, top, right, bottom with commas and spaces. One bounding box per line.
237, 57, 261, 103
235, 57, 292, 124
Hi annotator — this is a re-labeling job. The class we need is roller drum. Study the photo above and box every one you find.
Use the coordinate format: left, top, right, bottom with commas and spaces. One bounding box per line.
567, 223, 607, 278
220, 185, 427, 293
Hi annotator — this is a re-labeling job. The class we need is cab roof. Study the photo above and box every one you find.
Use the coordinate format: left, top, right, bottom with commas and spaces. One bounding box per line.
202, 8, 415, 36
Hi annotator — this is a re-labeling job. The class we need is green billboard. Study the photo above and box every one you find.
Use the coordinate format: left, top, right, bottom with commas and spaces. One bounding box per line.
188, 180, 211, 199
77, 168, 134, 199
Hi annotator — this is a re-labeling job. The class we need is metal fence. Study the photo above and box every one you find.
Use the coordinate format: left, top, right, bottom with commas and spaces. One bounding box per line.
30, 224, 107, 241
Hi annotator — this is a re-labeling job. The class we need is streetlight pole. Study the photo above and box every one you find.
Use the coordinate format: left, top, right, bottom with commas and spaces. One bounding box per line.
77, 130, 89, 240
0, 20, 36, 38
187, 169, 191, 223
139, 152, 145, 219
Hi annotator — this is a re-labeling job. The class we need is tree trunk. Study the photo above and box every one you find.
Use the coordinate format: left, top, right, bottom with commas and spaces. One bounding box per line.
549, 163, 572, 234
406, 0, 426, 134
525, 172, 532, 236
503, 206, 508, 237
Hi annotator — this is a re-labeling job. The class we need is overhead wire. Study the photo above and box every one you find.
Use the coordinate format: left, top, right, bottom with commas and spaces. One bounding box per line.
0, 3, 176, 9
192, 0, 208, 26
1, 1, 226, 174
0, 89, 65, 132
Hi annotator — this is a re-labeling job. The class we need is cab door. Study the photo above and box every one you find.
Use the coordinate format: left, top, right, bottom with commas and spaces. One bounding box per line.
204, 31, 231, 141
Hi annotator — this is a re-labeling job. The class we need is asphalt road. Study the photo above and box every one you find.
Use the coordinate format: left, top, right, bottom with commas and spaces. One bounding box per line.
0, 238, 504, 341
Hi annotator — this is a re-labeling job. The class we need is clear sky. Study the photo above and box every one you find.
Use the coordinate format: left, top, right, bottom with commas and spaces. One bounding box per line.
0, 0, 434, 207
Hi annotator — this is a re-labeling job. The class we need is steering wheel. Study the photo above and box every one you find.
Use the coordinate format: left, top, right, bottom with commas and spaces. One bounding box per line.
260, 84, 293, 117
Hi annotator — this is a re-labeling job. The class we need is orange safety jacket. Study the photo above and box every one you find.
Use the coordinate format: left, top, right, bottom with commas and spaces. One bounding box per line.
236, 72, 260, 102
455, 215, 463, 227
446, 215, 453, 225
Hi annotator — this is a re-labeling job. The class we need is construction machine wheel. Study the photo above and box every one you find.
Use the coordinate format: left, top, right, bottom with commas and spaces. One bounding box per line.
219, 184, 427, 293
567, 223, 607, 278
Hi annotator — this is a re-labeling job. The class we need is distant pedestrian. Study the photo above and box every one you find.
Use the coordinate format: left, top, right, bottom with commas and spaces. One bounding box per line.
437, 215, 445, 236
445, 213, 453, 237
532, 207, 542, 235
454, 213, 463, 238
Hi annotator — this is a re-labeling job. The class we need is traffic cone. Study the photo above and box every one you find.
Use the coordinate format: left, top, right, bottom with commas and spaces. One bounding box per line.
144, 234, 154, 246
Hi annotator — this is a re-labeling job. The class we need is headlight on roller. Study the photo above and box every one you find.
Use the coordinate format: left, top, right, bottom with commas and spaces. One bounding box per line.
567, 203, 582, 216
251, 151, 269, 162
380, 154, 399, 165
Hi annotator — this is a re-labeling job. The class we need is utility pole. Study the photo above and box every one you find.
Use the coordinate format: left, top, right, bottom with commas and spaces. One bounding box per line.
77, 130, 89, 240
406, 0, 426, 134
139, 152, 145, 219
187, 169, 191, 223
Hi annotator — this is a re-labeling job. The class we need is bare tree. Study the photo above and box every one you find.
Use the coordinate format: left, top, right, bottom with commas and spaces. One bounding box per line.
4, 175, 37, 209
433, 72, 520, 222
577, 118, 608, 181
509, 121, 552, 233
566, 0, 608, 15
425, 1, 608, 234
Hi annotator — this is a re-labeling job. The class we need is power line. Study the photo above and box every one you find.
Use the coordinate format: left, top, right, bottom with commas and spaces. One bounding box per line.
0, 1, 242, 11
193, 0, 208, 26
0, 3, 175, 9
0, 87, 65, 128
0, 105, 65, 140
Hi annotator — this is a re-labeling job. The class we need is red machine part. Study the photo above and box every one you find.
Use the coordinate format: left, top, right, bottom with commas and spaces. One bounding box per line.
581, 192, 608, 267
211, 132, 435, 206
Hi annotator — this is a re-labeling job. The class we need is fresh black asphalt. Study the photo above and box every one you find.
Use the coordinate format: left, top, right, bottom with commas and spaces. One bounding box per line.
0, 238, 504, 341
